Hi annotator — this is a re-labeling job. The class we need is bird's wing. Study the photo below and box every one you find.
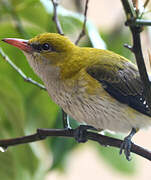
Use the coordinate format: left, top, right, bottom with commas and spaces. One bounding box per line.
86, 58, 151, 116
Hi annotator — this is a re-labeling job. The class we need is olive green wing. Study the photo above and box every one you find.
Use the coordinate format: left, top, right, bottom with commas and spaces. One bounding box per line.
86, 59, 150, 116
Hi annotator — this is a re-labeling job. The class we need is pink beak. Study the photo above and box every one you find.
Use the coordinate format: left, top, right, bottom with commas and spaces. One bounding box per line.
2, 38, 32, 52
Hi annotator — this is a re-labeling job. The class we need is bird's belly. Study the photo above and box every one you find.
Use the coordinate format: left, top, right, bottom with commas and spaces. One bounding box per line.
47, 81, 151, 134
61, 94, 132, 133
52, 91, 151, 133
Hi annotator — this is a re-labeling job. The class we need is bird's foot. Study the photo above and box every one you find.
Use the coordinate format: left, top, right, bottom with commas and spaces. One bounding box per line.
119, 128, 137, 161
62, 110, 71, 129
74, 125, 97, 143
120, 136, 132, 161
64, 123, 71, 130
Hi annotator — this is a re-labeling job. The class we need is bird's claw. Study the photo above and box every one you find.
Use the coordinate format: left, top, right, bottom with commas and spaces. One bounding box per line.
74, 125, 97, 143
119, 128, 137, 161
120, 137, 132, 161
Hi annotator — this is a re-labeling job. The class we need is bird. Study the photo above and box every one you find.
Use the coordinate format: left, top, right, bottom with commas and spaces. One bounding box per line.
2, 33, 151, 160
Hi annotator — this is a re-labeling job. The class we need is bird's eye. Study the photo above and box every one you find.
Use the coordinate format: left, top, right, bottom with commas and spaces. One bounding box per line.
42, 43, 50, 50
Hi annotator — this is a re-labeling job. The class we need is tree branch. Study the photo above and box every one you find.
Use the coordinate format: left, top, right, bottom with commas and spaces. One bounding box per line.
51, 0, 64, 35
121, 0, 151, 112
126, 19, 151, 26
75, 0, 89, 45
0, 128, 151, 161
144, 0, 150, 8
0, 48, 46, 90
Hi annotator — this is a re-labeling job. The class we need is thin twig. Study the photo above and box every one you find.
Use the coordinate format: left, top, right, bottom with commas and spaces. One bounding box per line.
0, 128, 151, 161
124, 43, 133, 52
148, 50, 151, 69
0, 48, 46, 90
51, 0, 64, 35
132, 0, 138, 10
121, 0, 151, 112
144, 0, 150, 8
126, 19, 151, 26
75, 0, 89, 45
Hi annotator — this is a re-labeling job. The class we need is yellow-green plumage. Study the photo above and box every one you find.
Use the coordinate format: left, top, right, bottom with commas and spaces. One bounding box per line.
5, 33, 151, 134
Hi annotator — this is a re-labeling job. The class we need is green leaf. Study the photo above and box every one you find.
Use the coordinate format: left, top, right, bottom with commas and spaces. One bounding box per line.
0, 75, 25, 136
0, 75, 46, 179
25, 90, 59, 130
49, 110, 78, 171
18, 1, 50, 30
0, 151, 16, 180
101, 28, 132, 60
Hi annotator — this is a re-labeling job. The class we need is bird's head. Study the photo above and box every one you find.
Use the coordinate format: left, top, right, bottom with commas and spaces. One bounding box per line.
2, 33, 76, 80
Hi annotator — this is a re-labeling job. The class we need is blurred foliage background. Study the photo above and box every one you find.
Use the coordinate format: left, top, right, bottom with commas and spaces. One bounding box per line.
0, 0, 150, 179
